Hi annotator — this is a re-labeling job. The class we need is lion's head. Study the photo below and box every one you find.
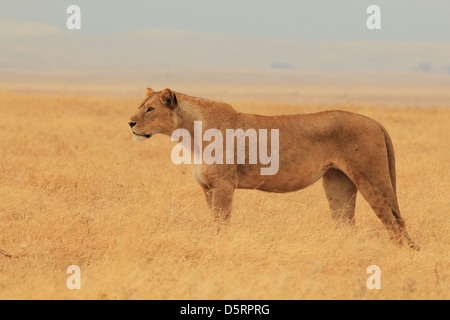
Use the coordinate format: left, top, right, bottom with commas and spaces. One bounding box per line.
128, 88, 178, 142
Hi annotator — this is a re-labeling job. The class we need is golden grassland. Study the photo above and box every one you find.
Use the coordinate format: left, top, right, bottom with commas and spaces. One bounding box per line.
0, 91, 448, 300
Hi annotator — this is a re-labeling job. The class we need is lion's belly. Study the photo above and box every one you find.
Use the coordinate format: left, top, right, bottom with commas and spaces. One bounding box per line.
237, 162, 329, 193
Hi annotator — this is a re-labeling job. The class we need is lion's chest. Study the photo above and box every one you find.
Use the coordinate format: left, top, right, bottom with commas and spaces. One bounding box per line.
192, 164, 208, 186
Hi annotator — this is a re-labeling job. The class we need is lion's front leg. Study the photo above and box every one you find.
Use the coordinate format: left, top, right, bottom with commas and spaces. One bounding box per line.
211, 182, 236, 226
198, 182, 234, 227
199, 183, 213, 210
194, 164, 238, 227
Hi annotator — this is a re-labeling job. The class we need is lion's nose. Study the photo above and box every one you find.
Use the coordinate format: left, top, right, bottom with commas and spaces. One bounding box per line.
128, 121, 136, 128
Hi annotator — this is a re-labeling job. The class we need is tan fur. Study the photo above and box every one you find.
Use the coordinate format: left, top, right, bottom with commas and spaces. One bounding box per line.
129, 88, 419, 249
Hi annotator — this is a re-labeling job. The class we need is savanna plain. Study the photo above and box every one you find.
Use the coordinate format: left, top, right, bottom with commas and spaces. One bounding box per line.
0, 89, 448, 299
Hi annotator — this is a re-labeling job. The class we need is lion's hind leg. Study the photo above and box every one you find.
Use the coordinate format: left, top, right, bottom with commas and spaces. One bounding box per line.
322, 169, 357, 225
348, 169, 420, 250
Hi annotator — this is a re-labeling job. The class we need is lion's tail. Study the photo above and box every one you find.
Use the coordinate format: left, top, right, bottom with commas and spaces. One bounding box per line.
374, 120, 420, 249
379, 124, 397, 196
366, 118, 397, 196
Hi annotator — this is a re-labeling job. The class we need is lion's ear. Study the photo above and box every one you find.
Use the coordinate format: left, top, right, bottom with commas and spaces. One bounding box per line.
145, 88, 155, 97
160, 88, 178, 109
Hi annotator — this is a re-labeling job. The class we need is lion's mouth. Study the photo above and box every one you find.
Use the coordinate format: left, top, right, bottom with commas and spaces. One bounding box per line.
133, 132, 152, 138
132, 131, 152, 142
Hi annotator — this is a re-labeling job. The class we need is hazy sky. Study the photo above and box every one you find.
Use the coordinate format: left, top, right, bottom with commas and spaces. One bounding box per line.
1, 0, 450, 41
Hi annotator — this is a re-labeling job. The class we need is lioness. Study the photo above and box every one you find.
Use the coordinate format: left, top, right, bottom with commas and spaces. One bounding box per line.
129, 88, 419, 249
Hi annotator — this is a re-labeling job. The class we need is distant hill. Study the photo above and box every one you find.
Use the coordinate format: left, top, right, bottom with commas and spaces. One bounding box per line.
2, 23, 450, 77
2, 22, 450, 107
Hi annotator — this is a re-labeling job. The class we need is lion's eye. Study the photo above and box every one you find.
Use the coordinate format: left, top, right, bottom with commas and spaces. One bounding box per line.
146, 107, 154, 113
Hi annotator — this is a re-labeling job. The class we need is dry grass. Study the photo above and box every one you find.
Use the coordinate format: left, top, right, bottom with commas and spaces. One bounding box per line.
0, 91, 448, 300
